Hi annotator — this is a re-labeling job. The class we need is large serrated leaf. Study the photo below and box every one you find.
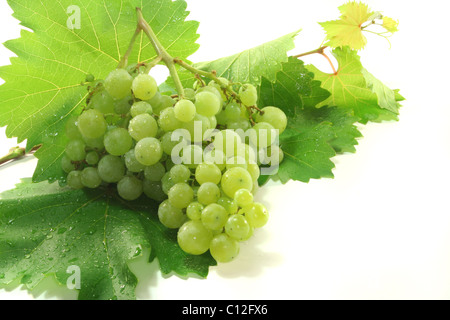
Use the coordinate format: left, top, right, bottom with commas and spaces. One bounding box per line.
257, 57, 361, 185
0, 179, 215, 300
0, 0, 200, 184
306, 46, 401, 124
258, 57, 331, 116
171, 29, 301, 91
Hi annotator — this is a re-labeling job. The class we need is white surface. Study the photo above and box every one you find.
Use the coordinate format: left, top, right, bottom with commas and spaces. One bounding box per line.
1, 0, 450, 300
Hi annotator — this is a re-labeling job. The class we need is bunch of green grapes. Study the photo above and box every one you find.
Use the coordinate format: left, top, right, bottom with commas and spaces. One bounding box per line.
62, 66, 287, 263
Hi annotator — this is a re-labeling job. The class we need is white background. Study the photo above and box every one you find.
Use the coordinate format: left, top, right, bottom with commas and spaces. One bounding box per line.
1, 0, 450, 300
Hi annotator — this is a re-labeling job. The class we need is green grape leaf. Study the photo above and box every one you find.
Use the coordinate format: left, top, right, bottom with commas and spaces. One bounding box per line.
259, 56, 361, 153
382, 16, 399, 33
258, 57, 331, 116
173, 30, 301, 90
0, 179, 215, 300
0, 0, 200, 184
306, 46, 402, 124
319, 1, 375, 50
274, 105, 361, 184
362, 68, 399, 114
277, 118, 336, 183
319, 2, 398, 51
257, 57, 361, 184
297, 106, 362, 154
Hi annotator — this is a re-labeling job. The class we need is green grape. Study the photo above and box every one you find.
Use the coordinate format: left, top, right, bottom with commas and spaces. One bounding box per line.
247, 163, 260, 181
226, 156, 247, 170
208, 115, 217, 129
67, 171, 84, 190
130, 101, 153, 117
215, 110, 228, 126
65, 139, 86, 161
240, 105, 249, 118
225, 214, 251, 241
197, 85, 223, 104
161, 172, 176, 195
118, 117, 133, 132
159, 150, 169, 161
104, 127, 133, 156
77, 109, 107, 139
165, 157, 176, 172
186, 202, 204, 220
254, 106, 287, 134
174, 99, 196, 122
213, 129, 243, 158
244, 202, 269, 228
234, 189, 254, 207
177, 220, 213, 255
104, 69, 133, 100
97, 155, 125, 183
217, 197, 238, 215
224, 102, 241, 121
180, 144, 204, 168
161, 131, 187, 156
80, 167, 102, 189
65, 116, 82, 140
168, 183, 194, 209
146, 91, 163, 110
239, 83, 258, 106
143, 179, 167, 202
208, 78, 228, 101
158, 199, 186, 229
214, 77, 230, 87
194, 91, 221, 116
89, 90, 115, 114
128, 113, 158, 141
197, 182, 221, 205
195, 162, 221, 185
144, 162, 166, 182
169, 164, 191, 183
201, 203, 228, 231
241, 226, 254, 241
221, 167, 253, 198
153, 95, 175, 116
209, 233, 240, 263
262, 145, 284, 166
226, 118, 251, 131
82, 136, 105, 151
61, 155, 76, 173
203, 149, 226, 171
114, 95, 134, 114
124, 149, 146, 173
158, 107, 183, 132
235, 143, 257, 164
184, 88, 196, 101
182, 113, 212, 143
132, 73, 158, 101
134, 137, 163, 166
247, 122, 277, 149
117, 175, 143, 201
85, 151, 100, 165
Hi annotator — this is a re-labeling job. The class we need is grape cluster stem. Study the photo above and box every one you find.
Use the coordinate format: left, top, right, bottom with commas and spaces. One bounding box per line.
120, 8, 249, 106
